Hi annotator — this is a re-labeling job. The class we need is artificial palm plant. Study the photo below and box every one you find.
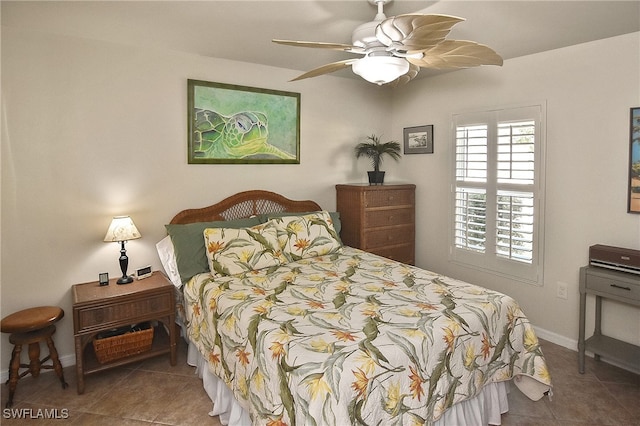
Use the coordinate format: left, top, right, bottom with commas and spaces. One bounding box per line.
354, 134, 402, 184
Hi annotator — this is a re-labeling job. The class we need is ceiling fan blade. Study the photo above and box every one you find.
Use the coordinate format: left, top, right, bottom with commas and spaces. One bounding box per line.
272, 39, 361, 53
290, 59, 358, 82
409, 40, 503, 69
386, 63, 421, 88
376, 14, 465, 53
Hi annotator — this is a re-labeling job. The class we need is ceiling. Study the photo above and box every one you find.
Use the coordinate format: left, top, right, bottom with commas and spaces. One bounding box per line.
2, 1, 640, 81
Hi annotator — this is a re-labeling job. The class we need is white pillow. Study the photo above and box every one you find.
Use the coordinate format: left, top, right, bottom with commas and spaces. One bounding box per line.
155, 236, 183, 288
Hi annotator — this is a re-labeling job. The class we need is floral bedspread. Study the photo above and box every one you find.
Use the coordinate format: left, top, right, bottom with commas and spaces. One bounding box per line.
183, 247, 551, 426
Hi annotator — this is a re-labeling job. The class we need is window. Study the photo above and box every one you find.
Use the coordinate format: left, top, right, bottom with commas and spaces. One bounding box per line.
451, 104, 545, 284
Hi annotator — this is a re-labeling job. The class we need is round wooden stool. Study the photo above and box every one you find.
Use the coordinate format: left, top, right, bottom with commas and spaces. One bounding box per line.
1, 306, 68, 408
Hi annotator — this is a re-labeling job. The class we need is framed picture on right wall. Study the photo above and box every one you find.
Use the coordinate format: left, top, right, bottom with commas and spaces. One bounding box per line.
629, 107, 640, 213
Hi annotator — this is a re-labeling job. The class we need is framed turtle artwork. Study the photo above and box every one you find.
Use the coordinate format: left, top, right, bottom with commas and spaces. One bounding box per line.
187, 79, 300, 164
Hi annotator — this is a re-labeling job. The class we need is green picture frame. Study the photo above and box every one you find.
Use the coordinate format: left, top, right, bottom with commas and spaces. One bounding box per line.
187, 79, 300, 164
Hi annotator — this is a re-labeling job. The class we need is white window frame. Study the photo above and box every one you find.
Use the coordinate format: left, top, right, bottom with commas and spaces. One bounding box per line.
450, 103, 546, 285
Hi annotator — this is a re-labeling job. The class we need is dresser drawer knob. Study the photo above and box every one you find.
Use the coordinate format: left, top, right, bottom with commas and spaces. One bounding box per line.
610, 284, 632, 291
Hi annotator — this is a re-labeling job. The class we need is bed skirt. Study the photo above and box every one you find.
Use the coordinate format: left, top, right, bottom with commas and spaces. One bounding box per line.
187, 340, 510, 426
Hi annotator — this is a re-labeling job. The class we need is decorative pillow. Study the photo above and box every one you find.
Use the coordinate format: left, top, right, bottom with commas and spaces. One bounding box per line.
203, 222, 283, 276
165, 217, 261, 284
155, 236, 182, 288
268, 211, 342, 262
259, 211, 342, 236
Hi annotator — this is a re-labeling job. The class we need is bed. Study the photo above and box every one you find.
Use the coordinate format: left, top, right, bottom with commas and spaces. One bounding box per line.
158, 190, 552, 426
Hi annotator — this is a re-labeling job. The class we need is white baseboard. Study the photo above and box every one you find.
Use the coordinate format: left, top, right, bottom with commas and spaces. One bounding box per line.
533, 326, 578, 351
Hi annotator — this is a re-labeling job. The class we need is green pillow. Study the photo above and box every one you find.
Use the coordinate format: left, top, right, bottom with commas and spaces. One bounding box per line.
165, 217, 261, 283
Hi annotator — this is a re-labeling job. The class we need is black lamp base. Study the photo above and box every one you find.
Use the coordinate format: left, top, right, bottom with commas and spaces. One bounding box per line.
117, 275, 134, 285
116, 241, 134, 285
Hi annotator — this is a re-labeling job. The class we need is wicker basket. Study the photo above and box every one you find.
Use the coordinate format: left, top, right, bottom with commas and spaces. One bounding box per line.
93, 326, 154, 364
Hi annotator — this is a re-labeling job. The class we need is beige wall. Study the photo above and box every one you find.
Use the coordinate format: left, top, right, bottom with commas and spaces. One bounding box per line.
391, 32, 640, 349
0, 27, 396, 369
2, 22, 639, 375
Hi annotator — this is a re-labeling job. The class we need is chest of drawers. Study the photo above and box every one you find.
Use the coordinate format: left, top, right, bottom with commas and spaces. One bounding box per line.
336, 184, 415, 265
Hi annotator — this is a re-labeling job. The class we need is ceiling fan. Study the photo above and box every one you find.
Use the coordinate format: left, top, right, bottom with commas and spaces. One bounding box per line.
273, 0, 503, 86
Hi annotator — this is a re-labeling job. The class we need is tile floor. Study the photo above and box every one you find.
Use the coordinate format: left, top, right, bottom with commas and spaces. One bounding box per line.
1, 338, 638, 425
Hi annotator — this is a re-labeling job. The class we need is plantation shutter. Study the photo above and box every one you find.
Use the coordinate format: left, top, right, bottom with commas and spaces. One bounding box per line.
451, 105, 545, 284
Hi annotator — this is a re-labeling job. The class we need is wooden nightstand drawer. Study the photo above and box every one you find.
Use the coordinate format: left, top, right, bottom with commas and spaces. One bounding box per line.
364, 189, 414, 208
75, 293, 173, 332
584, 270, 640, 302
364, 226, 414, 249
365, 209, 413, 228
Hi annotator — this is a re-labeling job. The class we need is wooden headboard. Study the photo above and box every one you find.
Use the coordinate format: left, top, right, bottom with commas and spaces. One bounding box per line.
169, 190, 322, 225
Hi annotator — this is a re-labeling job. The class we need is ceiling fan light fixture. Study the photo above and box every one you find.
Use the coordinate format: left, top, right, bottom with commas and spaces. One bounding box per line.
352, 55, 409, 85
273, 0, 502, 86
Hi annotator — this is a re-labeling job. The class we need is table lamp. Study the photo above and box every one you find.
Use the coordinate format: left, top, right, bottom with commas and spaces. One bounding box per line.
103, 216, 141, 284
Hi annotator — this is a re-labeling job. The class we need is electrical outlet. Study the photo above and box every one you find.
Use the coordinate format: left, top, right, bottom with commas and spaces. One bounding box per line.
556, 281, 568, 300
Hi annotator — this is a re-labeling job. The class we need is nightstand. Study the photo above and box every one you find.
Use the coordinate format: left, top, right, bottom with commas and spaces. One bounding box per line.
72, 271, 177, 393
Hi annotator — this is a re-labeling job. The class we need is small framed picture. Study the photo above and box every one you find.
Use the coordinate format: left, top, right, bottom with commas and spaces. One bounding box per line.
403, 125, 434, 154
99, 272, 109, 286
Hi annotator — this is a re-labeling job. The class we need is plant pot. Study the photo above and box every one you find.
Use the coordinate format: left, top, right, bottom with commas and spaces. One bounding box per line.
367, 171, 385, 185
